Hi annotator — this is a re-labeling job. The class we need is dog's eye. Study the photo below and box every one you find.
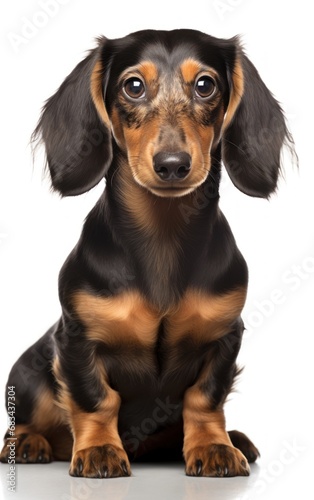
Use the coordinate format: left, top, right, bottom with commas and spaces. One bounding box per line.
124, 78, 146, 99
195, 76, 216, 98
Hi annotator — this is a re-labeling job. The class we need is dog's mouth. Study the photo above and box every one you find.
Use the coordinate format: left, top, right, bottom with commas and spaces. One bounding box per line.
129, 161, 207, 198
149, 185, 197, 198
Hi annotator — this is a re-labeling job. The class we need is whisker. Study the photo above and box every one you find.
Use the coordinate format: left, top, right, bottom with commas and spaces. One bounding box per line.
110, 164, 121, 188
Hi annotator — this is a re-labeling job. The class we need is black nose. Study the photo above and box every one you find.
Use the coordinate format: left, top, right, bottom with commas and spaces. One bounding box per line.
153, 152, 191, 181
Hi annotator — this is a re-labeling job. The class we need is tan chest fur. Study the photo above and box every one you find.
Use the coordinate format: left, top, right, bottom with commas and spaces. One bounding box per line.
72, 287, 246, 347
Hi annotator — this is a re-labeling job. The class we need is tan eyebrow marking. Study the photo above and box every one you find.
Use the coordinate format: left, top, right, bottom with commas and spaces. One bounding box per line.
180, 58, 218, 84
119, 61, 159, 85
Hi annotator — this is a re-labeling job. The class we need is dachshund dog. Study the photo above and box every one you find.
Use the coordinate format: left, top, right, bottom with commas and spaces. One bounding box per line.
1, 29, 293, 478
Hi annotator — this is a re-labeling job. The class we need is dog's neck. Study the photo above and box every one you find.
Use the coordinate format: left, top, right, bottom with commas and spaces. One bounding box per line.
102, 154, 220, 308
108, 153, 221, 236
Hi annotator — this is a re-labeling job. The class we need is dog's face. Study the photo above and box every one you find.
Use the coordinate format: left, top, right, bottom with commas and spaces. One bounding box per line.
111, 58, 219, 197
100, 31, 243, 198
34, 29, 291, 199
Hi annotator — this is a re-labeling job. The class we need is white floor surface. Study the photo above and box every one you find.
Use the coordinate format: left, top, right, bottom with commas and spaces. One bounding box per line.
0, 456, 308, 500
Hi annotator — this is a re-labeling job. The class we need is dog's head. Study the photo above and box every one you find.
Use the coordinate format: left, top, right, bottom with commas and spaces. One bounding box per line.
33, 29, 293, 198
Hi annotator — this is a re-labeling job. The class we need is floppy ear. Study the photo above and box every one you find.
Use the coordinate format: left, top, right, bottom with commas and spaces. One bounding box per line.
221, 43, 293, 198
32, 38, 112, 196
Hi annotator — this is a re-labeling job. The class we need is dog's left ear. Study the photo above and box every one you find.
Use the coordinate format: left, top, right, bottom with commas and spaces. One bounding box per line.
32, 37, 112, 196
221, 40, 294, 198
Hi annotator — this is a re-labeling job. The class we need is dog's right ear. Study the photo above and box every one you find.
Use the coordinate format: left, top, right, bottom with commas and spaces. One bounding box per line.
32, 37, 112, 196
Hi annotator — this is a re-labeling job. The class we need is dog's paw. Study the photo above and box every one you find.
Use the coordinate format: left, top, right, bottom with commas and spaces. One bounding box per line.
0, 433, 52, 464
70, 444, 131, 478
228, 430, 260, 463
185, 444, 250, 477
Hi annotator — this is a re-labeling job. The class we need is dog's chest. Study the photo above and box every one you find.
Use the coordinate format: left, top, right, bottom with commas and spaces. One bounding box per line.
72, 287, 245, 355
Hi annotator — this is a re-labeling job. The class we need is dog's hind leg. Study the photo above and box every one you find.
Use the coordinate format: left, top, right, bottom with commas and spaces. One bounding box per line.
0, 322, 72, 464
228, 430, 260, 463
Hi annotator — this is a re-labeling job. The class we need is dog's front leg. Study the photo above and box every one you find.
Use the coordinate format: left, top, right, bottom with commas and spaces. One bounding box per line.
183, 324, 250, 477
69, 387, 130, 478
53, 321, 131, 478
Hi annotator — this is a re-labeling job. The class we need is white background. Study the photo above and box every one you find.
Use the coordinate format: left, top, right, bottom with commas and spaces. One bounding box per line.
0, 0, 313, 498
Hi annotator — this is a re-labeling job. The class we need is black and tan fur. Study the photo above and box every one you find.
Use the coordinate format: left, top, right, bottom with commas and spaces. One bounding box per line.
0, 29, 293, 478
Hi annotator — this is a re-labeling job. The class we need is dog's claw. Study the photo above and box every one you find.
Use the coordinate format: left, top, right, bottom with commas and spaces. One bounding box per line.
22, 444, 30, 460
77, 458, 83, 474
196, 460, 203, 476
121, 460, 129, 476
